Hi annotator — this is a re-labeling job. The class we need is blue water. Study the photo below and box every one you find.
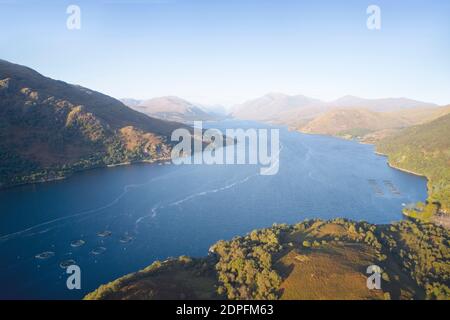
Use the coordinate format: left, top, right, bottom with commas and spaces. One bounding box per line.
0, 121, 427, 299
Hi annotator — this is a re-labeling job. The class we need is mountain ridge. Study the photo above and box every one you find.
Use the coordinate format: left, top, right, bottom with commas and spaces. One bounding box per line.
0, 59, 188, 187
231, 93, 439, 126
125, 96, 217, 123
299, 108, 410, 138
231, 93, 326, 122
329, 95, 437, 112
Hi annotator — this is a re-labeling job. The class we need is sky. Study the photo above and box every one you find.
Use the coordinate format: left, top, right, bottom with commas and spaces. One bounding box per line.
0, 0, 449, 106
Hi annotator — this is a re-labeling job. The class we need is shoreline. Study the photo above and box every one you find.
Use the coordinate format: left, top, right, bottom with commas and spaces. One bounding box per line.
0, 157, 172, 191
105, 158, 168, 168
386, 162, 428, 179
295, 127, 429, 180
310, 131, 438, 223
373, 151, 428, 179
293, 129, 432, 213
1, 129, 431, 203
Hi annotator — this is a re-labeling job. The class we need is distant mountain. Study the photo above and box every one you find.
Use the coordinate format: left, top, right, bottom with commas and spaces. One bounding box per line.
377, 111, 450, 214
300, 108, 409, 138
0, 59, 188, 187
231, 93, 439, 124
329, 95, 437, 112
297, 105, 450, 140
197, 103, 228, 117
120, 98, 142, 108
131, 96, 216, 123
231, 93, 326, 122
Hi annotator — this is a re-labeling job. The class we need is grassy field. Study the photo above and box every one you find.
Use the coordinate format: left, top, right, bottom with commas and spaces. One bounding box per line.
276, 244, 386, 300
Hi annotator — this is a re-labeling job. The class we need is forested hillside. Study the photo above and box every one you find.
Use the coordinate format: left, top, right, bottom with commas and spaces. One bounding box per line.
377, 112, 450, 214
86, 219, 450, 300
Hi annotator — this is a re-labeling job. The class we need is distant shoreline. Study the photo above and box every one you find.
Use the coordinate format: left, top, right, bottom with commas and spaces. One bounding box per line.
293, 130, 432, 215
295, 130, 429, 180
1, 129, 429, 195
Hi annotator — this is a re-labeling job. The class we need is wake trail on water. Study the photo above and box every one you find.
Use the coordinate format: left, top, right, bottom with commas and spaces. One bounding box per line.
171, 174, 256, 206
134, 140, 283, 229
3, 146, 279, 241
134, 173, 258, 231
133, 141, 281, 229
0, 169, 183, 243
134, 203, 160, 233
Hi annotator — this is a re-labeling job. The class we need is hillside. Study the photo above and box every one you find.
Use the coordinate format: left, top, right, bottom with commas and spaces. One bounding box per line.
291, 105, 450, 142
299, 108, 409, 138
131, 96, 216, 123
376, 112, 450, 216
0, 59, 187, 187
85, 219, 449, 300
387, 105, 450, 125
360, 106, 450, 144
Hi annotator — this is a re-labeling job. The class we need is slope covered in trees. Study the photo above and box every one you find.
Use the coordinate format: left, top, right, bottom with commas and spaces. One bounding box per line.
376, 112, 450, 214
86, 219, 449, 300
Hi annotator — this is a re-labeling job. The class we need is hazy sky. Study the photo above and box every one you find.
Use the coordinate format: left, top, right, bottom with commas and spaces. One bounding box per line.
1, 0, 449, 105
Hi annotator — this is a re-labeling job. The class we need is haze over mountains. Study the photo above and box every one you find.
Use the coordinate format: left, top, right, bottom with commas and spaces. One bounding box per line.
121, 96, 227, 123
0, 59, 188, 187
118, 91, 448, 143
119, 98, 142, 108
230, 93, 326, 122
232, 93, 438, 120
121, 91, 441, 131
300, 108, 409, 137
230, 92, 448, 140
2, 56, 447, 192
327, 95, 438, 112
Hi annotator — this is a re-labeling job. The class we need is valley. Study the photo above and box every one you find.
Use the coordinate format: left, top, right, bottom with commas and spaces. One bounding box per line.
0, 60, 448, 301
83, 91, 450, 301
